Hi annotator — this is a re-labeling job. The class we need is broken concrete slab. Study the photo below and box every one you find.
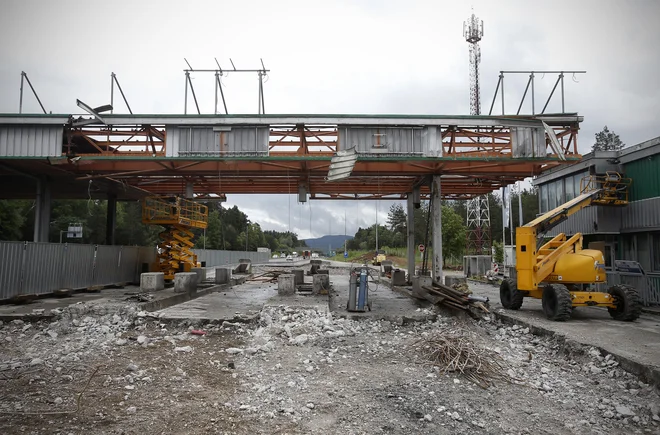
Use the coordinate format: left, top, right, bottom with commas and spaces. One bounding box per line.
313, 274, 330, 295
191, 267, 206, 284
412, 275, 432, 299
174, 272, 197, 294
215, 267, 232, 284
293, 269, 304, 286
140, 272, 165, 292
391, 269, 406, 286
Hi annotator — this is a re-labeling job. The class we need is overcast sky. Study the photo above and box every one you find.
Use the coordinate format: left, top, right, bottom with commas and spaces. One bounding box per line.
1, 0, 658, 239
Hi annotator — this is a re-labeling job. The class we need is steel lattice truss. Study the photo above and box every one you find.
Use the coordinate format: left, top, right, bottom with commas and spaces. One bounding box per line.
0, 114, 581, 201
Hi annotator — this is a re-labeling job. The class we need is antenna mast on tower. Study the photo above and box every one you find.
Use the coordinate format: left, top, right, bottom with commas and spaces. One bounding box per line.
464, 11, 491, 256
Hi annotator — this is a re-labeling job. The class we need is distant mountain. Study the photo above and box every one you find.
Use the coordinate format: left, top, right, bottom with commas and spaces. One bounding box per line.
303, 235, 353, 250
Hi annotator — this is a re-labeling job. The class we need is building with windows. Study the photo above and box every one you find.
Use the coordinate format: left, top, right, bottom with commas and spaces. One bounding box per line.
533, 136, 660, 305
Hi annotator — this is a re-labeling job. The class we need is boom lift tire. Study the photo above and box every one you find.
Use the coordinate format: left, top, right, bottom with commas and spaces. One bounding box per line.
541, 284, 572, 321
500, 278, 524, 310
607, 285, 642, 321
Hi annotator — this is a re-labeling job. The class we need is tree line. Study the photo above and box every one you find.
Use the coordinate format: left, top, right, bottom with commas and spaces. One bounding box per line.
346, 188, 539, 259
0, 199, 307, 252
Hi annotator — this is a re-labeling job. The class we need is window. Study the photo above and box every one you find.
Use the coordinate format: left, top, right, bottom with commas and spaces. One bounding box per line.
565, 175, 575, 201
548, 181, 557, 210
556, 179, 564, 206
653, 233, 660, 272
638, 234, 651, 271
540, 185, 548, 213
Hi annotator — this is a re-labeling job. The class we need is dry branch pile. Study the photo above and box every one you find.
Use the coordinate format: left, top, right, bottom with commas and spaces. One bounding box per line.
414, 327, 510, 389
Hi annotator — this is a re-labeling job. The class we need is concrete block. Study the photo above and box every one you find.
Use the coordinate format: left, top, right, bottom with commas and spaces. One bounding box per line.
412, 275, 433, 299
310, 259, 322, 266
234, 259, 252, 274
140, 272, 165, 292
313, 274, 330, 295
191, 267, 206, 285
317, 269, 329, 275
278, 274, 295, 296
293, 269, 304, 285
215, 267, 232, 284
391, 269, 406, 286
174, 272, 197, 294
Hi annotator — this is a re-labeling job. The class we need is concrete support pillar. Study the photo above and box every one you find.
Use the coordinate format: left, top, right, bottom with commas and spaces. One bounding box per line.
431, 176, 443, 285
106, 194, 117, 245
406, 188, 417, 283
185, 182, 194, 199
278, 274, 295, 296
312, 274, 329, 295
33, 178, 51, 242
293, 269, 304, 286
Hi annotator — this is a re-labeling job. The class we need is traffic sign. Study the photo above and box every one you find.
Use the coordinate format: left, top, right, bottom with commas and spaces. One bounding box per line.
344, 251, 348, 258
418, 244, 425, 252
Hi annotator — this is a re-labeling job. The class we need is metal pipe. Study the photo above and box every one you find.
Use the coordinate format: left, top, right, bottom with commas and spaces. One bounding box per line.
560, 73, 565, 113
183, 69, 270, 73
110, 73, 115, 114
184, 72, 189, 114
214, 72, 218, 115
19, 72, 24, 114
187, 73, 201, 115
113, 74, 133, 114
488, 75, 501, 116
516, 75, 533, 115
500, 70, 586, 74
531, 73, 535, 115
541, 74, 562, 114
216, 74, 228, 114
500, 74, 505, 115
22, 72, 47, 114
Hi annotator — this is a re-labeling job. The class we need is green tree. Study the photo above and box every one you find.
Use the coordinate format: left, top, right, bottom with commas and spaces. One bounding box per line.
441, 205, 466, 259
387, 204, 407, 232
203, 210, 222, 249
592, 126, 625, 152
0, 200, 28, 241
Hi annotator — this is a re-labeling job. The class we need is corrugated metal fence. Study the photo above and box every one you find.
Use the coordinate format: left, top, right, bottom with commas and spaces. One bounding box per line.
0, 241, 270, 300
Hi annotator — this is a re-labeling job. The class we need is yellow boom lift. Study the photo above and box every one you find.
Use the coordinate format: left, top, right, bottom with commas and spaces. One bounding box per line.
501, 172, 642, 321
141, 196, 208, 280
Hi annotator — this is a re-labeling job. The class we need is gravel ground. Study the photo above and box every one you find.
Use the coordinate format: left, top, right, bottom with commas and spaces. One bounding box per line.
1, 287, 659, 434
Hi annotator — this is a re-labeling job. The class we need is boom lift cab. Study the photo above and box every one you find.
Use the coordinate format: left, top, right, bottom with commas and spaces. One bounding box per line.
501, 172, 642, 321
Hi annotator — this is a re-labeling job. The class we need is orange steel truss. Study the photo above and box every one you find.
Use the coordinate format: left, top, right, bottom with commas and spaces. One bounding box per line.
1, 114, 582, 200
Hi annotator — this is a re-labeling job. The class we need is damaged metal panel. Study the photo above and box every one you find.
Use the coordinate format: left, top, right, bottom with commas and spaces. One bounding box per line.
168, 126, 269, 156
338, 126, 424, 155
511, 126, 546, 158
0, 125, 62, 157
222, 126, 269, 155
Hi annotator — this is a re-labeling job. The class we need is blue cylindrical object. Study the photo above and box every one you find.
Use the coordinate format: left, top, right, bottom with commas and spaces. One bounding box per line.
358, 268, 367, 310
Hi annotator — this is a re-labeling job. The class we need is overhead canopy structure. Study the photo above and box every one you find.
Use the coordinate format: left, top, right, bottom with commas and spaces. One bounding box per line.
0, 113, 582, 200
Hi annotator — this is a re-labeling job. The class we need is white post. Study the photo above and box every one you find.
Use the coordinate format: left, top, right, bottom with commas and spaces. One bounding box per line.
432, 176, 443, 285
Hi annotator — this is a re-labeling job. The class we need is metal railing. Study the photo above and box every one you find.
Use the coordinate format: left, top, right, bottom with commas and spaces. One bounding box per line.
602, 271, 660, 307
